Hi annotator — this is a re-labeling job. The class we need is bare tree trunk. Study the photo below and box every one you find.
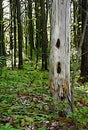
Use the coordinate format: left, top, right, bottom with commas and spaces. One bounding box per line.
0, 0, 5, 75
49, 0, 71, 113
28, 0, 34, 60
35, 0, 40, 64
10, 0, 13, 69
0, 0, 5, 56
40, 0, 48, 70
24, 0, 28, 56
10, 0, 13, 50
81, 0, 88, 77
16, 0, 23, 69
13, 0, 17, 67
0, 0, 3, 57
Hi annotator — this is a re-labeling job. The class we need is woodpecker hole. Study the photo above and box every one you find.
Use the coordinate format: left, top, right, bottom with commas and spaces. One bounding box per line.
56, 38, 60, 48
57, 62, 61, 73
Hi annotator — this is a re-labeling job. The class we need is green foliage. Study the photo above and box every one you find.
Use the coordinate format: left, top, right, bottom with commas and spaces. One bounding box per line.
0, 63, 52, 129
67, 84, 88, 129
0, 63, 88, 129
0, 123, 20, 130
67, 128, 71, 130
0, 56, 5, 76
67, 107, 88, 129
38, 126, 46, 130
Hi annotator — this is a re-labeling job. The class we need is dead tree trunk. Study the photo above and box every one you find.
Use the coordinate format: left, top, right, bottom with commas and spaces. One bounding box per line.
49, 0, 71, 113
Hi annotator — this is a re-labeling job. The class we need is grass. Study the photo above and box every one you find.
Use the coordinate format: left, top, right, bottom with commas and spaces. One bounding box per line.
0, 63, 88, 130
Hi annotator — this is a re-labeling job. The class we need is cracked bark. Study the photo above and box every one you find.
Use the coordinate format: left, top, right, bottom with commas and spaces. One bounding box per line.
49, 0, 71, 113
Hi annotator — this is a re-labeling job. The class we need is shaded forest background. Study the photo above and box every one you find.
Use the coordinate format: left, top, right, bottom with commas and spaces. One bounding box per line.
0, 0, 50, 71
0, 0, 88, 76
0, 0, 88, 130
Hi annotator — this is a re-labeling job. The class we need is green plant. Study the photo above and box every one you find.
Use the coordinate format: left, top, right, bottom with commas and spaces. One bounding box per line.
0, 123, 20, 130
67, 107, 88, 129
38, 127, 46, 130
1, 63, 88, 129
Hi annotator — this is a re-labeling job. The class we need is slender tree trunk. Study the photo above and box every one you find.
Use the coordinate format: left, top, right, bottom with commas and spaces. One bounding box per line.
49, 0, 71, 113
81, 0, 88, 77
10, 0, 13, 50
13, 0, 16, 67
35, 0, 39, 64
40, 0, 48, 70
16, 0, 23, 69
0, 0, 5, 75
28, 0, 34, 60
0, 0, 3, 56
24, 0, 28, 56
0, 0, 5, 56
10, 0, 13, 69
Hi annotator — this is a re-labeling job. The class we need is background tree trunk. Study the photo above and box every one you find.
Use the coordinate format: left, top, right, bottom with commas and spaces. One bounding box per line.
16, 0, 23, 69
40, 0, 48, 70
35, 0, 40, 64
0, 0, 5, 75
81, 0, 88, 77
13, 0, 17, 67
28, 0, 34, 60
0, 0, 5, 56
10, 0, 13, 69
49, 0, 71, 112
24, 0, 28, 56
10, 0, 13, 50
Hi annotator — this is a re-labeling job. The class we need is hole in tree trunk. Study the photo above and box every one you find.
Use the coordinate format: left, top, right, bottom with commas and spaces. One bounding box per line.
56, 38, 60, 48
61, 96, 65, 101
57, 62, 61, 73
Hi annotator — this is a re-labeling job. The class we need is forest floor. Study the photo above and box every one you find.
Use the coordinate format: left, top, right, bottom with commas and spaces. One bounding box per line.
0, 63, 88, 130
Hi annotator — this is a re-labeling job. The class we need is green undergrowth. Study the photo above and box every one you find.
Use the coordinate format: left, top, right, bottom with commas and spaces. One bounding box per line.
0, 63, 88, 130
0, 63, 54, 129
